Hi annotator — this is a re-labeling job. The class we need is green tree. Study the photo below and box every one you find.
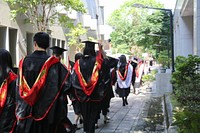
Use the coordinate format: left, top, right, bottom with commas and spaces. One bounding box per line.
5, 0, 86, 31
137, 11, 170, 53
107, 0, 164, 56
65, 23, 86, 52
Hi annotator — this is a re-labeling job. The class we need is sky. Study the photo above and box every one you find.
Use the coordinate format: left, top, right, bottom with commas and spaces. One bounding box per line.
157, 0, 177, 10
104, 0, 177, 21
103, 0, 177, 40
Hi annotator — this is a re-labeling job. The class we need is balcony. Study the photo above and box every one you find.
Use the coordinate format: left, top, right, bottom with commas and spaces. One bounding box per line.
56, 5, 67, 14
67, 10, 77, 20
90, 19, 97, 30
82, 14, 92, 28
181, 0, 193, 16
98, 0, 107, 7
56, 5, 77, 20
99, 25, 106, 35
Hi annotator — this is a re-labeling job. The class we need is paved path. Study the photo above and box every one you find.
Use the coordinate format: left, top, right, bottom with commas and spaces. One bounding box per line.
67, 81, 168, 133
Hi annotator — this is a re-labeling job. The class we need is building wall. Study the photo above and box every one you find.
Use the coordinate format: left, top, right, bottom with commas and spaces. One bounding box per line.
0, 0, 107, 66
0, 0, 68, 66
174, 0, 200, 57
174, 14, 193, 57
193, 0, 200, 56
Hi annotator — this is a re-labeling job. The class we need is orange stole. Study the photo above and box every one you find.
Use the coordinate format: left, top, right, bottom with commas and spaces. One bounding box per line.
19, 56, 59, 106
0, 72, 17, 114
74, 51, 103, 96
117, 63, 129, 81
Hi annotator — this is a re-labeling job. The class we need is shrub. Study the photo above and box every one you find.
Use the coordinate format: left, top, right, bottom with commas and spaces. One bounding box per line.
142, 70, 156, 85
171, 55, 200, 112
171, 55, 200, 132
173, 108, 200, 133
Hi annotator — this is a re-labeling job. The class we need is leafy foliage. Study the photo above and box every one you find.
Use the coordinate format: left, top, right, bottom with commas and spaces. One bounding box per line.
65, 23, 86, 51
171, 55, 200, 112
171, 55, 200, 132
157, 50, 169, 68
4, 0, 86, 31
142, 69, 156, 84
173, 108, 200, 133
107, 0, 170, 57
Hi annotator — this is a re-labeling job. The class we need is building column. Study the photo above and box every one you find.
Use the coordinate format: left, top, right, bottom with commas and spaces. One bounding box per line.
193, 0, 200, 55
5, 27, 9, 51
16, 32, 19, 66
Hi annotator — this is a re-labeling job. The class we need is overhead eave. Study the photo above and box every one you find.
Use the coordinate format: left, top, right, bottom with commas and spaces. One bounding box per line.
180, 0, 193, 16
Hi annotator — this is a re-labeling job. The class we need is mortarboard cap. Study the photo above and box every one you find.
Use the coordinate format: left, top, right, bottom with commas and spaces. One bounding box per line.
50, 46, 67, 55
108, 56, 119, 68
81, 40, 99, 51
13, 67, 18, 74
69, 60, 75, 68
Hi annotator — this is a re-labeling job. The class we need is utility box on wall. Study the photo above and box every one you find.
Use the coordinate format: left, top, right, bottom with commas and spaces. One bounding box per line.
156, 73, 172, 95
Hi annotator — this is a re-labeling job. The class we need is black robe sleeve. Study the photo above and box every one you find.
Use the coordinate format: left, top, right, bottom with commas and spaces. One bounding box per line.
0, 80, 16, 132
15, 62, 71, 133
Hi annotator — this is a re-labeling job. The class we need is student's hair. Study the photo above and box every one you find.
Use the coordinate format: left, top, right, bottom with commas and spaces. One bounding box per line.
0, 49, 13, 82
33, 32, 50, 49
83, 48, 96, 56
119, 55, 127, 65
75, 53, 83, 61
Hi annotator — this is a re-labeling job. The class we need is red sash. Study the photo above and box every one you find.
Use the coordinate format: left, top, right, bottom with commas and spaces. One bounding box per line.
19, 56, 59, 106
117, 63, 129, 81
136, 62, 142, 77
0, 72, 17, 114
74, 51, 103, 96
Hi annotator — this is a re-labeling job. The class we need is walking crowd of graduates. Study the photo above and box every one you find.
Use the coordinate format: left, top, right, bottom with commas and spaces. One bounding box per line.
0, 32, 147, 133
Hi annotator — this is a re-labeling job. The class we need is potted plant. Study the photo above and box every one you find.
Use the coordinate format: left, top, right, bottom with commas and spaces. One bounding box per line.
142, 70, 156, 92
157, 50, 169, 73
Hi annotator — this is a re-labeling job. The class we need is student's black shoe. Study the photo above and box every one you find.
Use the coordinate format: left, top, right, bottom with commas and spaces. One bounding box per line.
79, 119, 83, 124
73, 124, 80, 130
107, 109, 110, 112
95, 124, 98, 129
125, 100, 128, 105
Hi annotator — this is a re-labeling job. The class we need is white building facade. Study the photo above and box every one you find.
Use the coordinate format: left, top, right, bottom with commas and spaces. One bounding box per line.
0, 0, 107, 65
174, 0, 200, 57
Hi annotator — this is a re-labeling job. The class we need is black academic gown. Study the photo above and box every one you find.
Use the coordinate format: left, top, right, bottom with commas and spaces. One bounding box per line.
14, 51, 72, 133
130, 61, 138, 86
116, 64, 131, 97
99, 58, 115, 116
0, 72, 17, 132
72, 53, 109, 133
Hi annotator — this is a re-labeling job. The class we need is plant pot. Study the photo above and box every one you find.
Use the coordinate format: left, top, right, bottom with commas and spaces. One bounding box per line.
160, 68, 166, 73
146, 87, 152, 92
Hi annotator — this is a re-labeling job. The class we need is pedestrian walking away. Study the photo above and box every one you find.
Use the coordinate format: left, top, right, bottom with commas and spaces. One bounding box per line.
68, 52, 84, 130
115, 55, 133, 106
0, 49, 17, 133
14, 32, 72, 133
71, 41, 110, 133
50, 46, 76, 133
130, 57, 138, 94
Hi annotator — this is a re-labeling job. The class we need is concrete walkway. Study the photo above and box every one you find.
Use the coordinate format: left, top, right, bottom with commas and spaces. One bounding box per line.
68, 93, 150, 133
67, 77, 175, 133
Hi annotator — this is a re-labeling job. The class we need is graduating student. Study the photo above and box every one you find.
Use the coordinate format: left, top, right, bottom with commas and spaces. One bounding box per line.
0, 49, 17, 132
50, 46, 67, 61
103, 57, 118, 112
135, 59, 144, 94
71, 41, 110, 133
14, 32, 72, 133
115, 55, 133, 106
95, 56, 118, 126
50, 46, 75, 133
130, 57, 138, 94
68, 52, 83, 129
